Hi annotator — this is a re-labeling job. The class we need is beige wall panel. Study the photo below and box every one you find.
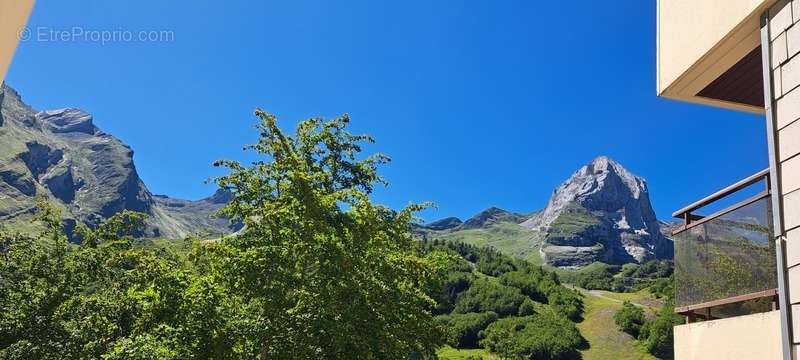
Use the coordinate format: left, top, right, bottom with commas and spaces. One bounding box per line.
0, 0, 35, 85
770, 0, 794, 39
794, 304, 800, 343
790, 265, 800, 303
775, 32, 789, 69
777, 66, 785, 98
789, 21, 800, 58
674, 311, 784, 360
782, 56, 800, 95
779, 119, 800, 160
795, 0, 800, 23
783, 157, 800, 194
785, 189, 800, 231
777, 87, 800, 129
657, 0, 775, 95
788, 228, 800, 268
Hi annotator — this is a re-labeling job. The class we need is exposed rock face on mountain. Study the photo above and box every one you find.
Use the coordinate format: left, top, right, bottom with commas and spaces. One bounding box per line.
424, 217, 463, 231
521, 156, 672, 267
460, 207, 529, 230
0, 84, 238, 240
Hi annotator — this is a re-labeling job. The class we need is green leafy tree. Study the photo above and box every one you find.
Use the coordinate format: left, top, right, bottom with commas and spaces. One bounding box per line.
210, 110, 446, 359
546, 287, 584, 321
649, 276, 675, 299
435, 312, 498, 348
452, 278, 527, 317
517, 298, 536, 316
639, 302, 683, 358
614, 301, 645, 337
499, 269, 547, 303
481, 313, 585, 360
429, 264, 475, 315
1, 111, 446, 360
0, 202, 230, 359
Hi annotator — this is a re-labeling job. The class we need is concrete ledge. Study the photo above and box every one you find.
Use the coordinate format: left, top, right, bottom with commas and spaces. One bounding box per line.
675, 310, 784, 360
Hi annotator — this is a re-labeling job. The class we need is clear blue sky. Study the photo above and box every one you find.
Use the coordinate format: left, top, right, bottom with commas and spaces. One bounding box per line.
6, 0, 768, 222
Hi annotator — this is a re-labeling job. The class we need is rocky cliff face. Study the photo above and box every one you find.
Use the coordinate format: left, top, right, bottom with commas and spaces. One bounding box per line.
521, 156, 672, 267
0, 84, 238, 240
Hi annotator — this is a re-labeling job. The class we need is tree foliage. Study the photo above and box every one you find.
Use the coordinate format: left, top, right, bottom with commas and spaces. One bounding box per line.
481, 313, 585, 360
0, 204, 221, 359
207, 111, 446, 358
435, 312, 498, 348
452, 279, 527, 317
638, 301, 683, 358
0, 111, 447, 359
559, 260, 674, 293
614, 301, 645, 337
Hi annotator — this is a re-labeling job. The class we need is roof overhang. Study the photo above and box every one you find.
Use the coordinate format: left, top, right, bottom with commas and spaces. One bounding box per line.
657, 0, 777, 114
0, 0, 35, 85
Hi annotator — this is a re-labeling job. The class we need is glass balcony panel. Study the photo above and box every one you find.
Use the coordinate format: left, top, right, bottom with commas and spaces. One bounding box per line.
674, 196, 775, 313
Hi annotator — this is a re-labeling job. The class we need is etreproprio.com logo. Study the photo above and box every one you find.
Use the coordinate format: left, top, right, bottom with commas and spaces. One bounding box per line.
17, 26, 175, 45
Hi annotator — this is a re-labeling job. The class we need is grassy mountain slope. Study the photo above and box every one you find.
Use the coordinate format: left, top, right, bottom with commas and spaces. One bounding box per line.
424, 222, 545, 265
576, 288, 661, 360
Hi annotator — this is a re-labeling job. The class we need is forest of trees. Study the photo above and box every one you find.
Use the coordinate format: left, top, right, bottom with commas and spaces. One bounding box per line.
558, 260, 674, 293
420, 239, 586, 359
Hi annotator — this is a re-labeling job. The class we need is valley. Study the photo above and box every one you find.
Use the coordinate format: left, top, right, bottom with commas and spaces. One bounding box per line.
0, 87, 677, 359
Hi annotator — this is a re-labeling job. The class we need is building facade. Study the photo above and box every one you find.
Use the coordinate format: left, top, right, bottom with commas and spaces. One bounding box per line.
0, 0, 34, 85
659, 1, 800, 359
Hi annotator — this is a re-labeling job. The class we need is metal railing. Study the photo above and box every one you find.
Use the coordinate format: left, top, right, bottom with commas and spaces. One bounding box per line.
672, 169, 777, 322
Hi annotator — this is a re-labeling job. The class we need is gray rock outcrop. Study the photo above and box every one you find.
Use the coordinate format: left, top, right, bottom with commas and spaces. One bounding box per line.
522, 156, 672, 267
0, 84, 239, 240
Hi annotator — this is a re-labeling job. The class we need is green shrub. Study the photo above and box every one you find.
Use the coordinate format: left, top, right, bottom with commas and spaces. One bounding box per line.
518, 298, 536, 316
614, 301, 645, 337
453, 279, 527, 316
621, 260, 673, 279
481, 313, 584, 360
559, 260, 674, 293
547, 287, 584, 321
435, 312, 499, 348
499, 269, 547, 303
639, 303, 683, 358
573, 263, 618, 290
430, 270, 476, 315
649, 276, 675, 300
476, 252, 517, 277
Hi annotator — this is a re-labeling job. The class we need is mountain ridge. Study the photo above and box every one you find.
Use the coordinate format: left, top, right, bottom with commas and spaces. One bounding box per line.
421, 156, 673, 267
0, 84, 238, 240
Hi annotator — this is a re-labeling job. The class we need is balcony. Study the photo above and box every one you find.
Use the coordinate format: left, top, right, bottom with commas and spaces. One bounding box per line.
672, 169, 777, 321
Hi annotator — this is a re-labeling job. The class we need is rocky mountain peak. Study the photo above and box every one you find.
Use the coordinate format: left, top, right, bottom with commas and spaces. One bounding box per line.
523, 156, 650, 230
0, 85, 238, 240
522, 156, 671, 267
36, 108, 96, 135
204, 188, 233, 205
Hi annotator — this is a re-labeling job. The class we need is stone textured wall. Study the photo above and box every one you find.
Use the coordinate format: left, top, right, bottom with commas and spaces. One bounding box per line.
769, 0, 800, 351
